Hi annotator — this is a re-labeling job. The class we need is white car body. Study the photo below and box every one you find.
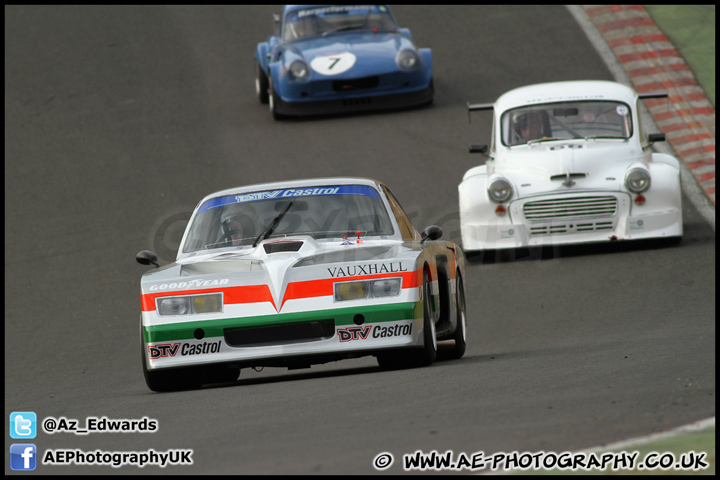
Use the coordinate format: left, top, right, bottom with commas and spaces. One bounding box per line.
459, 80, 683, 252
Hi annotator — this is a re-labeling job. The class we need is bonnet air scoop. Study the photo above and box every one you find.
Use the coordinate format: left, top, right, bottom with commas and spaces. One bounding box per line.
263, 241, 304, 254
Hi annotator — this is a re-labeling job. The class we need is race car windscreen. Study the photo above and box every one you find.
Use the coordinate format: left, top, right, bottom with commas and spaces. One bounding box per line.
501, 101, 633, 146
182, 185, 395, 253
283, 5, 397, 41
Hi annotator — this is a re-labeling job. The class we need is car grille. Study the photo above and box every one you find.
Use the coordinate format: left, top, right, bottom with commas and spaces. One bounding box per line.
529, 221, 615, 236
333, 76, 379, 92
523, 196, 618, 222
263, 241, 303, 254
224, 320, 335, 347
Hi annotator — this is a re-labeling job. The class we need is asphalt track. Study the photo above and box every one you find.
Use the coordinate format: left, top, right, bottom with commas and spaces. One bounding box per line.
4, 5, 715, 475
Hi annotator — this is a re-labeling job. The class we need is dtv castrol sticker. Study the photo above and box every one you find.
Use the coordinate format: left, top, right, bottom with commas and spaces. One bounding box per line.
148, 341, 221, 359
337, 323, 412, 342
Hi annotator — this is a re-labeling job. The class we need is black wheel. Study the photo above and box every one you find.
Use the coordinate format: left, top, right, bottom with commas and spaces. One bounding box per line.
268, 75, 286, 120
376, 268, 437, 369
415, 268, 438, 366
255, 61, 269, 104
446, 275, 466, 360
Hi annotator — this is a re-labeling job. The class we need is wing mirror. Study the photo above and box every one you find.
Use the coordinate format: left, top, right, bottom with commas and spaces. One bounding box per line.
420, 225, 443, 244
136, 250, 159, 268
645, 133, 666, 150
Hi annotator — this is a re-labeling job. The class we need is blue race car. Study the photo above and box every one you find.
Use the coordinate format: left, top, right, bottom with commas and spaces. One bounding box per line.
254, 5, 434, 119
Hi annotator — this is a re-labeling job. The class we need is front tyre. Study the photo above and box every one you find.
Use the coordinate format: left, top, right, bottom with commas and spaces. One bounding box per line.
255, 61, 269, 104
268, 75, 286, 120
376, 269, 437, 369
140, 320, 202, 392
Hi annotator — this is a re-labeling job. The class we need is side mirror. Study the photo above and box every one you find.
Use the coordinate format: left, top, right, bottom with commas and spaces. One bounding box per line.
469, 144, 488, 155
420, 225, 443, 244
648, 133, 665, 143
645, 133, 666, 150
136, 250, 159, 268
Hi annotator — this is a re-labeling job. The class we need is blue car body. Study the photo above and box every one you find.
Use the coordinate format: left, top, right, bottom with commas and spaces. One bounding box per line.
254, 5, 433, 118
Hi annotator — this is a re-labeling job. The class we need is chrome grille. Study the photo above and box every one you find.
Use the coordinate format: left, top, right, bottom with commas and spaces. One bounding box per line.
529, 221, 614, 236
523, 196, 618, 222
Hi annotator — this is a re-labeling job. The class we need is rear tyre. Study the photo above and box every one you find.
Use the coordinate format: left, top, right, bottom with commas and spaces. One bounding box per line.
446, 275, 467, 360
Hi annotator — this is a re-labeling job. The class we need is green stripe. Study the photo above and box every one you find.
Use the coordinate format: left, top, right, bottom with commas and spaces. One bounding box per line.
144, 302, 419, 342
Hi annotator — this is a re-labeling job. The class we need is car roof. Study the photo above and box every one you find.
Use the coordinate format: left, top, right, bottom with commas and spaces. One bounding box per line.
282, 5, 392, 15
198, 177, 384, 204
494, 80, 638, 113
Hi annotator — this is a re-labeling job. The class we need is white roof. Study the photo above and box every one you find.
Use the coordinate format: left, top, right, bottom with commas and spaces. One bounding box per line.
494, 80, 638, 113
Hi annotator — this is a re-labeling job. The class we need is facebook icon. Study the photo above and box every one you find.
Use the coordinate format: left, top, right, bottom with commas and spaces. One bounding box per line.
10, 444, 37, 471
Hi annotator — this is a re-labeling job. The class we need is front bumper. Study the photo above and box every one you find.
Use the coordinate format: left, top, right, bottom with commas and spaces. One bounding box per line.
461, 192, 683, 251
143, 302, 423, 371
273, 82, 433, 117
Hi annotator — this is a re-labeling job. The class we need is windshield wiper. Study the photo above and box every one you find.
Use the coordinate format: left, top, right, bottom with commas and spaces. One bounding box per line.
322, 24, 365, 37
525, 137, 564, 146
252, 200, 294, 248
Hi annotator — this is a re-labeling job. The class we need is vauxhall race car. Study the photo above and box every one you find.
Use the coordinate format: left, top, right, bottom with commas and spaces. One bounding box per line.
459, 80, 683, 252
136, 178, 466, 392
254, 5, 434, 119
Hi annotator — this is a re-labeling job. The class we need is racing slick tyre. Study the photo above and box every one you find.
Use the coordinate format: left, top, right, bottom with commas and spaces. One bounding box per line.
446, 274, 467, 360
377, 269, 437, 369
268, 76, 287, 120
255, 61, 269, 104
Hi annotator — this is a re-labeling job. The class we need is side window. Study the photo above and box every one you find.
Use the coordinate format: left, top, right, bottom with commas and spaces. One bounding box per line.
382, 186, 419, 241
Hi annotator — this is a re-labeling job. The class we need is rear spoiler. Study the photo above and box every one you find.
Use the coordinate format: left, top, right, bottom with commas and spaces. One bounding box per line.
467, 102, 494, 123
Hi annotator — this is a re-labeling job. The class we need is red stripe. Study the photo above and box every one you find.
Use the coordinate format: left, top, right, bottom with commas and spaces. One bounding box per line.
280, 270, 420, 309
141, 285, 275, 312
676, 145, 715, 157
597, 17, 654, 33
141, 270, 423, 312
671, 132, 713, 144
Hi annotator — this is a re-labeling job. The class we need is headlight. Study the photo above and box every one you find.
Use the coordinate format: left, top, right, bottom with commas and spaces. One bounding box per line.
625, 168, 651, 193
193, 294, 223, 314
157, 297, 189, 316
487, 177, 513, 203
335, 278, 402, 302
371, 279, 402, 297
335, 282, 368, 301
289, 60, 309, 80
396, 49, 419, 70
156, 293, 223, 316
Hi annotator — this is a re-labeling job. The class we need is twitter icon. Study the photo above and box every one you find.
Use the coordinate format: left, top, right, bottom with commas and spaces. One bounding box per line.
10, 412, 37, 439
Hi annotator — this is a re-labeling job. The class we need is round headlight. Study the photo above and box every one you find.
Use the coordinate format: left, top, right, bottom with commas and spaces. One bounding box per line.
396, 49, 419, 70
289, 60, 308, 80
487, 178, 513, 203
625, 168, 651, 193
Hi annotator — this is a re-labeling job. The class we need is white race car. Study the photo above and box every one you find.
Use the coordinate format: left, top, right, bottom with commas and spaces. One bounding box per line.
459, 80, 683, 252
136, 177, 466, 391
